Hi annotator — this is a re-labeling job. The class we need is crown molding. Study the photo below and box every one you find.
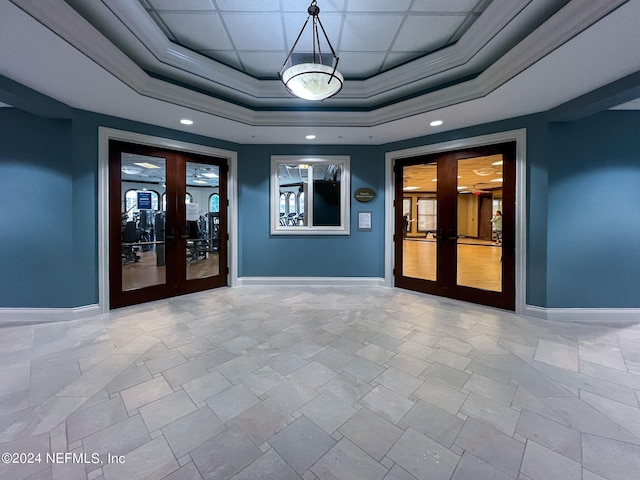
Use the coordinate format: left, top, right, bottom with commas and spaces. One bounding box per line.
96, 0, 531, 103
9, 0, 631, 128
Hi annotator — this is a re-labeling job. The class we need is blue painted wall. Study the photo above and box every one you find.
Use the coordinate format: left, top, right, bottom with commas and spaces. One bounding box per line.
547, 111, 640, 308
2, 75, 638, 309
0, 109, 76, 307
237, 144, 384, 277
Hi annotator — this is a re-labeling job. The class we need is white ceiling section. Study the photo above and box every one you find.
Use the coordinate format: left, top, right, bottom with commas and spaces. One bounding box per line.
1, 0, 639, 145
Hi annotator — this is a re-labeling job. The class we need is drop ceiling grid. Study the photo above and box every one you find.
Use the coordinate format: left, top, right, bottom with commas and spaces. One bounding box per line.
140, 0, 489, 79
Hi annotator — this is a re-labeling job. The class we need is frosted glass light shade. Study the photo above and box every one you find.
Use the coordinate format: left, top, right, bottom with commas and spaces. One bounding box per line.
281, 63, 344, 101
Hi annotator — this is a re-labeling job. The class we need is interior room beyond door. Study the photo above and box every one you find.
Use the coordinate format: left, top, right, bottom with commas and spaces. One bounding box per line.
109, 140, 227, 308
395, 142, 516, 310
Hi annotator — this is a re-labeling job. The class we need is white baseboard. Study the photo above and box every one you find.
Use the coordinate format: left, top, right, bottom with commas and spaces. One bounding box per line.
0, 304, 102, 326
524, 305, 640, 326
236, 276, 386, 287
2, 296, 637, 328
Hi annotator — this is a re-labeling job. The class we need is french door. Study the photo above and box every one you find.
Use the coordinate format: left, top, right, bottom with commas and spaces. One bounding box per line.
395, 142, 516, 310
109, 140, 227, 308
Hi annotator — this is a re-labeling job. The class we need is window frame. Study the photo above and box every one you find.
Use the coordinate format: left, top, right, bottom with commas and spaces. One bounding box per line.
270, 155, 350, 235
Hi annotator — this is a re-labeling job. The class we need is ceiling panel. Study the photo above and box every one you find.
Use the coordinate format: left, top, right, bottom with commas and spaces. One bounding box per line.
392, 15, 466, 52
282, 12, 343, 52
334, 52, 389, 78
285, 0, 347, 14
381, 52, 424, 72
214, 0, 280, 12
159, 12, 233, 50
200, 49, 242, 70
238, 52, 290, 78
224, 13, 285, 51
403, 155, 503, 193
137, 0, 490, 80
339, 15, 405, 52
411, 0, 484, 12
347, 0, 413, 12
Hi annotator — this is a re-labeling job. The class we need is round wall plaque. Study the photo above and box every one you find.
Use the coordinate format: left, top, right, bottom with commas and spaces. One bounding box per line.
354, 188, 376, 203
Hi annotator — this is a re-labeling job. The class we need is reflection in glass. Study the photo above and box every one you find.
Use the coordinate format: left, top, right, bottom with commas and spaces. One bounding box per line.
278, 163, 341, 227
456, 155, 503, 292
272, 156, 350, 234
402, 163, 437, 281
121, 153, 167, 291
185, 163, 220, 281
279, 164, 307, 226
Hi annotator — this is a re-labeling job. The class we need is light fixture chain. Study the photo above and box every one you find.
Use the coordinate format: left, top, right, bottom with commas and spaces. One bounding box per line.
313, 17, 321, 63
314, 15, 338, 59
279, 14, 312, 73
279, 0, 343, 100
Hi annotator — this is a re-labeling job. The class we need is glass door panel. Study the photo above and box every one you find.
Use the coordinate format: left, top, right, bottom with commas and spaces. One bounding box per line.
455, 155, 503, 292
185, 162, 220, 281
120, 153, 167, 292
402, 162, 437, 281
110, 140, 228, 309
395, 142, 516, 311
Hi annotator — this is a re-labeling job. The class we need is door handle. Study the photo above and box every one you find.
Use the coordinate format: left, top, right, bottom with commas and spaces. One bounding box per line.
165, 227, 176, 240
447, 229, 459, 241
433, 228, 445, 244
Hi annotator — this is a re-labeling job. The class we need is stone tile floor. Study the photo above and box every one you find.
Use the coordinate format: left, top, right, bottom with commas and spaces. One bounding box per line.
2, 286, 640, 479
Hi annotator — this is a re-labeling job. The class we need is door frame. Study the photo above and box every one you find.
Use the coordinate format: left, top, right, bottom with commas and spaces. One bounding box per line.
98, 127, 238, 314
384, 129, 527, 315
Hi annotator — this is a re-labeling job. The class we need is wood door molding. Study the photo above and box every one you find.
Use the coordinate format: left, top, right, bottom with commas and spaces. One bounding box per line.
394, 141, 517, 311
108, 141, 228, 309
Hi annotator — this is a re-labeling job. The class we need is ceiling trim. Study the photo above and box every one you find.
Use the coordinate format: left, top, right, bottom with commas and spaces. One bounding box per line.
549, 70, 640, 122
7, 0, 632, 130
84, 0, 530, 105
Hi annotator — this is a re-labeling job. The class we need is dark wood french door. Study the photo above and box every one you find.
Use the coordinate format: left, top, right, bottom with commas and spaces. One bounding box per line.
109, 140, 227, 308
395, 142, 516, 310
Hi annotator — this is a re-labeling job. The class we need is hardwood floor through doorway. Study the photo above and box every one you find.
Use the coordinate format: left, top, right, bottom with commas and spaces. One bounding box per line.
402, 239, 502, 292
122, 251, 220, 291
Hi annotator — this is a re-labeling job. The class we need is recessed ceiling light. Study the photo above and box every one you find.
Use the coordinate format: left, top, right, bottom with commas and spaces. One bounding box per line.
403, 186, 419, 190
306, 135, 316, 140
491, 178, 503, 182
492, 160, 503, 166
133, 162, 160, 169
430, 120, 444, 127
201, 173, 218, 178
192, 179, 207, 184
121, 166, 143, 175
180, 119, 194, 125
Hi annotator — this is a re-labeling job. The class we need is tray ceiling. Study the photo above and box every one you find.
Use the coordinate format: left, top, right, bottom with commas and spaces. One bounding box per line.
2, 0, 639, 144
62, 0, 570, 109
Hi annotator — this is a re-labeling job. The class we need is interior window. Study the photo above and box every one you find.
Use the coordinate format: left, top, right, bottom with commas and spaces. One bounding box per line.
209, 193, 220, 213
271, 155, 350, 235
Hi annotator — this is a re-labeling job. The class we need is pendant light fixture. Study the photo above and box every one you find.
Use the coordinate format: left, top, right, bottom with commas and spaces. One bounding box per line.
279, 0, 343, 101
